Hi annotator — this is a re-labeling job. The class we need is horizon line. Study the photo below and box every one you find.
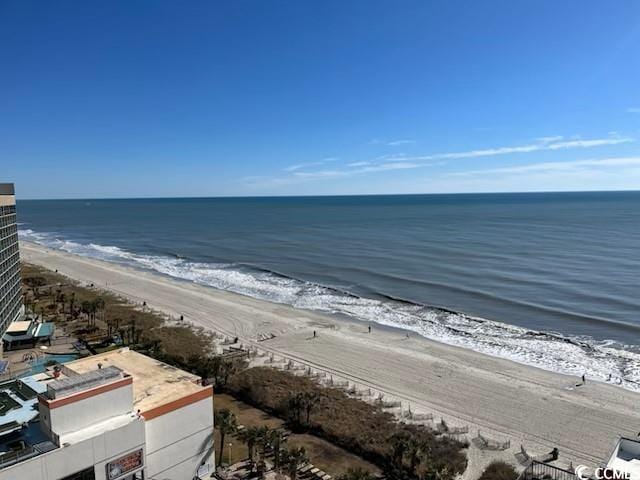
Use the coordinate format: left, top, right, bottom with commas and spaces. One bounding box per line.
13, 188, 640, 202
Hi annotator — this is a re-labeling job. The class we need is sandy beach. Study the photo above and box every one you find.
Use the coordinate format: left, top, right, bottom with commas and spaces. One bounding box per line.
21, 240, 640, 474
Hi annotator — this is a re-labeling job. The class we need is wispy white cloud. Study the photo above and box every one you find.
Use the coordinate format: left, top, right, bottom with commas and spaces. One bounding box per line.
535, 135, 565, 144
375, 153, 408, 161
382, 134, 633, 164
416, 156, 640, 195
386, 139, 416, 146
292, 162, 424, 179
370, 139, 416, 146
283, 157, 338, 172
244, 133, 634, 191
360, 162, 422, 172
627, 107, 640, 113
449, 156, 640, 177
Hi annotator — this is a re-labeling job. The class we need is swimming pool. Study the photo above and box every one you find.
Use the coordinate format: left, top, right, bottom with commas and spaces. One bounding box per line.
20, 353, 80, 377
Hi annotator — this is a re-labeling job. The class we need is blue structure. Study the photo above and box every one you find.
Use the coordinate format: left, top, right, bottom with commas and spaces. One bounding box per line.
2, 319, 55, 351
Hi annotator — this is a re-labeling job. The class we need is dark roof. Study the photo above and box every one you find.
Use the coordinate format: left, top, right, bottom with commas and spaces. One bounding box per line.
0, 184, 15, 195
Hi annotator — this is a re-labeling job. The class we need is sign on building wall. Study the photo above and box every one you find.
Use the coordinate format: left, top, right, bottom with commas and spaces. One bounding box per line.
106, 448, 144, 480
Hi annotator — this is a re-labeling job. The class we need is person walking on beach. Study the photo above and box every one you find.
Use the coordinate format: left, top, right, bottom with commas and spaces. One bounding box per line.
313, 330, 316, 338
368, 325, 371, 334
581, 374, 586, 384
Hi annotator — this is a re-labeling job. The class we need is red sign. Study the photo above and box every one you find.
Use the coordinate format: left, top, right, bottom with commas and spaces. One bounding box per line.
106, 449, 144, 480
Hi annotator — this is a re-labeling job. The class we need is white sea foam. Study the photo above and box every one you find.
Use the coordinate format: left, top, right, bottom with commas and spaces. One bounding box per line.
18, 228, 640, 392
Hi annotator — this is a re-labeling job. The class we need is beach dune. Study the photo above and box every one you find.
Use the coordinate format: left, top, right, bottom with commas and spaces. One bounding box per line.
20, 241, 640, 472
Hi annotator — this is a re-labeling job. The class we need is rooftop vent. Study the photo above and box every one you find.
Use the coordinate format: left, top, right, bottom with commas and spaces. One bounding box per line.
46, 366, 123, 399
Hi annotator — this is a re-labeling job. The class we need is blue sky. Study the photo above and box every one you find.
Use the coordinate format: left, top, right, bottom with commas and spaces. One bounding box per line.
1, 1, 639, 199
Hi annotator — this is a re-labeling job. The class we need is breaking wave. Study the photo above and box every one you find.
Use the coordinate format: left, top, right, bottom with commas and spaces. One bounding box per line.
19, 228, 640, 392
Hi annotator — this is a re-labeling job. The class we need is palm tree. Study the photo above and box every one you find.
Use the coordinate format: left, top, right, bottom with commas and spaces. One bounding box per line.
69, 291, 76, 315
281, 447, 307, 480
256, 425, 270, 459
93, 297, 106, 324
238, 426, 261, 467
129, 317, 140, 344
256, 458, 267, 479
288, 393, 305, 426
267, 429, 287, 470
302, 391, 320, 425
58, 292, 66, 313
80, 300, 94, 325
106, 317, 121, 337
214, 409, 237, 466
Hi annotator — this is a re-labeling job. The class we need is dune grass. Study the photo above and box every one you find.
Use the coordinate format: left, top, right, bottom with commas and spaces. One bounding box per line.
228, 367, 467, 480
21, 262, 214, 361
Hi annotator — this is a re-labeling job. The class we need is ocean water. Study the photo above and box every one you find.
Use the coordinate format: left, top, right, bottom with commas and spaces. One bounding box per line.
16, 192, 640, 390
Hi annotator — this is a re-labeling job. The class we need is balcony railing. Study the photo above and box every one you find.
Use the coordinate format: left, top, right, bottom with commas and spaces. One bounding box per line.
519, 461, 576, 480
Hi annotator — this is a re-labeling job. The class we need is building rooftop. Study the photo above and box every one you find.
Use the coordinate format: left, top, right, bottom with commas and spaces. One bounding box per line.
0, 349, 209, 472
0, 184, 14, 196
5, 322, 31, 335
607, 437, 640, 480
0, 377, 54, 469
61, 348, 205, 413
3, 320, 56, 344
0, 378, 44, 435
46, 365, 123, 399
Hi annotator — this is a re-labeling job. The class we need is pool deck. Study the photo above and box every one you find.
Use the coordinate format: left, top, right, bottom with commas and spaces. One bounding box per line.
1, 327, 80, 379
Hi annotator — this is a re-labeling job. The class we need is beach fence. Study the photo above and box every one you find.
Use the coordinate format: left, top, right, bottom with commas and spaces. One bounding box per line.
401, 405, 434, 422
304, 367, 327, 380
250, 346, 478, 439
432, 418, 470, 442
472, 430, 511, 451
264, 353, 286, 366
322, 376, 349, 388
284, 360, 306, 373
351, 387, 373, 398
515, 445, 559, 466
375, 394, 402, 409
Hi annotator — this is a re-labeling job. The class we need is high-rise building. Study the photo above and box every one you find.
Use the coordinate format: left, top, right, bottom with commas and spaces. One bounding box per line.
0, 183, 23, 341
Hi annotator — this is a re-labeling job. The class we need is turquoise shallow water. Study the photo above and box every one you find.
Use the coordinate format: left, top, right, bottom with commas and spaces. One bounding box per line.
16, 192, 640, 389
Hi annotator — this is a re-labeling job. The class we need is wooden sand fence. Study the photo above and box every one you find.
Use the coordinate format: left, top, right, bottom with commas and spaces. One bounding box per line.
472, 430, 511, 451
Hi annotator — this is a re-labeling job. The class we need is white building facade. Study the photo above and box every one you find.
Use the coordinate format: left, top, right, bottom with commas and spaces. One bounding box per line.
0, 348, 214, 480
